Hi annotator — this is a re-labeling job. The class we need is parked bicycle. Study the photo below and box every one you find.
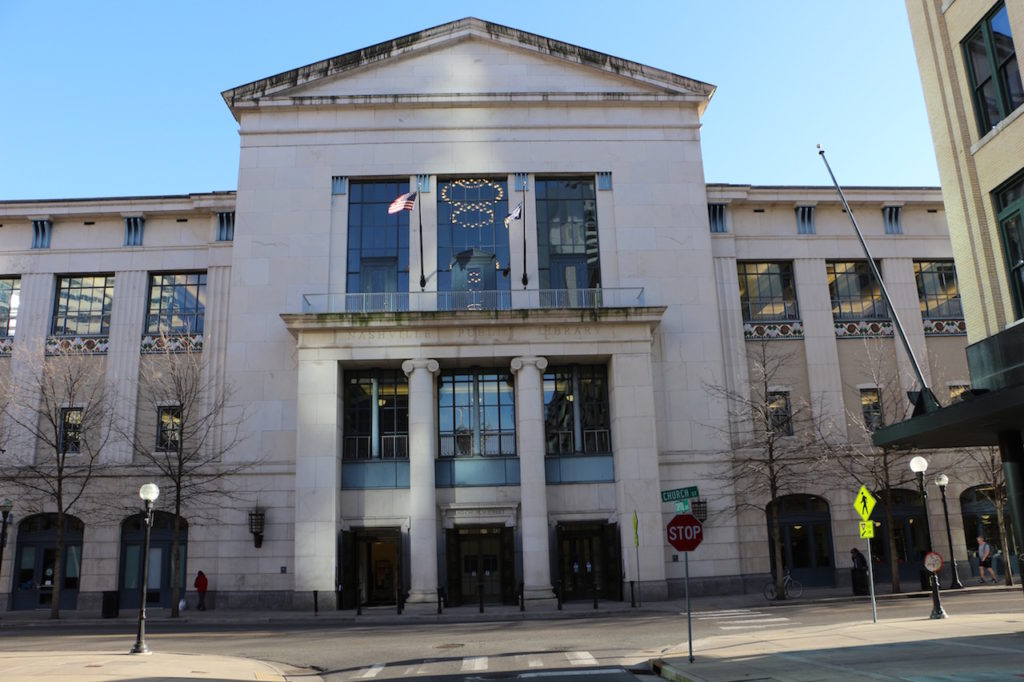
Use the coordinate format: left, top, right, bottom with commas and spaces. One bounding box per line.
763, 569, 802, 600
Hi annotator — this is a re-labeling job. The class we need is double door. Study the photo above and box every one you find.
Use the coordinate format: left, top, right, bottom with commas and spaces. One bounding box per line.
556, 522, 621, 601
444, 526, 515, 605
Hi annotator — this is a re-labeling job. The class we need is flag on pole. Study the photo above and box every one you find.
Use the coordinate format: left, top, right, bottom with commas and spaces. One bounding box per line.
388, 191, 418, 214
632, 510, 639, 548
503, 202, 523, 229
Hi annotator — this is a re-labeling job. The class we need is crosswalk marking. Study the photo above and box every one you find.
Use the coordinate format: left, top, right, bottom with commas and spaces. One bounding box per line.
565, 651, 598, 666
461, 656, 488, 671
355, 662, 384, 679
720, 617, 790, 624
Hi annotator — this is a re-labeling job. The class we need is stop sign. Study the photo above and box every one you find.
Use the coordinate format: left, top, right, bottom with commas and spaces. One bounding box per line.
666, 514, 703, 552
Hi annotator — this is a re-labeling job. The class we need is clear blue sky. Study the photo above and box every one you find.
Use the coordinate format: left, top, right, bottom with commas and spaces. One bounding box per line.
0, 1, 939, 200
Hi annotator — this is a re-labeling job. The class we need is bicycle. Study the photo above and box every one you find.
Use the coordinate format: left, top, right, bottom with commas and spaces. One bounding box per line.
763, 570, 802, 600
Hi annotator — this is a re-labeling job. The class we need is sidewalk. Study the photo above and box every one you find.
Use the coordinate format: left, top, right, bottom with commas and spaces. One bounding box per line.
0, 582, 1019, 681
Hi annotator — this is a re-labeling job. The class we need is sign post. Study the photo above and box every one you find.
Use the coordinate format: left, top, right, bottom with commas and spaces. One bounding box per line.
854, 485, 878, 623
667, 514, 703, 663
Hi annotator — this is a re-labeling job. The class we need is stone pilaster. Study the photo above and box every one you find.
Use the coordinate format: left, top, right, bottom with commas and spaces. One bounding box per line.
402, 358, 440, 603
104, 270, 147, 464
511, 355, 555, 602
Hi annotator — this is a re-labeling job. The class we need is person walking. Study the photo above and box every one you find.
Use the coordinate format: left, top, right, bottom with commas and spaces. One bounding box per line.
194, 570, 209, 610
976, 536, 997, 584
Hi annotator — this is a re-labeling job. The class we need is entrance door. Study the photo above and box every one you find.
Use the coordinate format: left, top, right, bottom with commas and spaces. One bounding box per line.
445, 527, 514, 605
556, 522, 620, 600
11, 514, 84, 611
765, 495, 835, 587
341, 528, 401, 608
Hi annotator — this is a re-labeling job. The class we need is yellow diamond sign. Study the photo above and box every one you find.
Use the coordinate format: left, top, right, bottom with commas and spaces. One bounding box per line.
859, 521, 875, 539
855, 485, 876, 522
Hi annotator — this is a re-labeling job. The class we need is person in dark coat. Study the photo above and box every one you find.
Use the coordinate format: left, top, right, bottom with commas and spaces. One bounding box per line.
194, 570, 209, 610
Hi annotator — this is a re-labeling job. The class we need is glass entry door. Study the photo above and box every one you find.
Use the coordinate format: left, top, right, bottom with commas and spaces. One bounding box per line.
444, 526, 515, 605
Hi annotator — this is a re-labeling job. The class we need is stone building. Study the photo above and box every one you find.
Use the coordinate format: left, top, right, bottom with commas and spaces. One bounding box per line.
0, 18, 998, 612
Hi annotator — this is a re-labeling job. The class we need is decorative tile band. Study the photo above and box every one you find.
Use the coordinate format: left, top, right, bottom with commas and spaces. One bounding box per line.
0, 337, 12, 356
922, 318, 966, 336
744, 321, 805, 340
834, 320, 894, 338
140, 333, 204, 354
45, 336, 110, 355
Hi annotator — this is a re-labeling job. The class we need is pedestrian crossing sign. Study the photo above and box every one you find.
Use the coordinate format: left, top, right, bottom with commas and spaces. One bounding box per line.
855, 485, 876, 521
859, 521, 874, 539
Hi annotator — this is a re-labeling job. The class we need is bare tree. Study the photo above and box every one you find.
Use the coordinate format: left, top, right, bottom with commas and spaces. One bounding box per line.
0, 343, 114, 619
120, 334, 247, 617
705, 339, 831, 600
821, 338, 917, 593
960, 446, 1016, 587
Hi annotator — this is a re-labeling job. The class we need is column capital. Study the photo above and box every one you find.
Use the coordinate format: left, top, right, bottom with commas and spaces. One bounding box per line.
511, 356, 547, 374
402, 358, 439, 377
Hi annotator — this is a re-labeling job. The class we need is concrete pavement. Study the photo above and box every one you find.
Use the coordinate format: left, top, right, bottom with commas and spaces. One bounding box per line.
0, 582, 1019, 681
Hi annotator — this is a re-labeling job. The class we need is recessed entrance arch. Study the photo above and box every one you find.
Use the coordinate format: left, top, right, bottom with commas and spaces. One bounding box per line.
765, 494, 835, 586
11, 513, 84, 611
868, 488, 928, 585
960, 485, 1019, 578
119, 511, 188, 610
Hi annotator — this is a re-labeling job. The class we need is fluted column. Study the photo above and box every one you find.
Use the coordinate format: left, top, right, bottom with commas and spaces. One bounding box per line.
511, 356, 555, 602
402, 358, 440, 603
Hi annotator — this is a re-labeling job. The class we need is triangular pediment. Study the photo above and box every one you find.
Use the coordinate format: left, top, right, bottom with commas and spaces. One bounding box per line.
223, 18, 714, 117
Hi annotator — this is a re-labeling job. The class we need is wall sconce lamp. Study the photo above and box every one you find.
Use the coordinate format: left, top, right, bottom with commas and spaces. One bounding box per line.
248, 509, 266, 548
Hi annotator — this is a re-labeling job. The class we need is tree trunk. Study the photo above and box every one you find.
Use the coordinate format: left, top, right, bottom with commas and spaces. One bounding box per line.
50, 509, 64, 620
171, 488, 182, 617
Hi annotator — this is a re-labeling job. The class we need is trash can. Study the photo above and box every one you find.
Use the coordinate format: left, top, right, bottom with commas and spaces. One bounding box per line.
101, 591, 119, 618
919, 569, 932, 591
851, 568, 870, 595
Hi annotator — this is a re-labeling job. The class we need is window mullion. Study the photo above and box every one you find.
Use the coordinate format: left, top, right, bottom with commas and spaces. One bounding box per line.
571, 369, 583, 453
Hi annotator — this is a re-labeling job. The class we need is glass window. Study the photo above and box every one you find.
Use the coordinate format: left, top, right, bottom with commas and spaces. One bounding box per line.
437, 178, 511, 309
827, 261, 888, 321
439, 370, 515, 457
768, 391, 793, 436
963, 2, 1024, 134
347, 181, 410, 301
146, 272, 206, 335
60, 407, 82, 454
52, 275, 114, 336
883, 206, 902, 235
796, 206, 815, 235
157, 405, 181, 452
914, 261, 963, 318
0, 277, 20, 336
543, 365, 610, 455
996, 173, 1024, 318
708, 203, 727, 233
536, 178, 601, 292
737, 262, 799, 322
860, 388, 882, 431
342, 369, 408, 460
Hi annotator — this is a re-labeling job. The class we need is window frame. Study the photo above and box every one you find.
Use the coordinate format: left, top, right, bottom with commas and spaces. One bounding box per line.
962, 2, 1024, 135
543, 365, 611, 456
342, 369, 409, 460
438, 369, 516, 458
767, 391, 793, 436
52, 274, 115, 337
145, 272, 207, 335
859, 387, 883, 431
826, 261, 889, 321
0, 276, 20, 337
156, 405, 182, 453
995, 172, 1024, 318
60, 407, 83, 454
914, 260, 963, 319
737, 261, 800, 323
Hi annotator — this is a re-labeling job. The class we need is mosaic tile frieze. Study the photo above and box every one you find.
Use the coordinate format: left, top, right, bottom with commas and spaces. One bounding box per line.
140, 333, 204, 354
743, 321, 805, 340
45, 336, 109, 355
922, 318, 966, 336
834, 320, 894, 338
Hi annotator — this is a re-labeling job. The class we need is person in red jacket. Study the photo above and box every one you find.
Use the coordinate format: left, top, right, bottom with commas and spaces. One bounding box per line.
194, 570, 208, 611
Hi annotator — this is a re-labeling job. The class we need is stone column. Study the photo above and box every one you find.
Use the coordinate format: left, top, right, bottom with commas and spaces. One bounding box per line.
402, 358, 440, 603
511, 356, 555, 602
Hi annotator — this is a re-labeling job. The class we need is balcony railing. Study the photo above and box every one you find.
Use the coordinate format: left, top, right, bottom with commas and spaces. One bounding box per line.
301, 288, 645, 314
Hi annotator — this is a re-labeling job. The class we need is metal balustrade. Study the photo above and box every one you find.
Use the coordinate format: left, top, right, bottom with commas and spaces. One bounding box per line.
301, 288, 644, 314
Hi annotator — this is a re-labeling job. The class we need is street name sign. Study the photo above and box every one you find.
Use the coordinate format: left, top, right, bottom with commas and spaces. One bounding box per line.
666, 514, 703, 552
855, 485, 876, 521
662, 486, 700, 503
675, 500, 690, 513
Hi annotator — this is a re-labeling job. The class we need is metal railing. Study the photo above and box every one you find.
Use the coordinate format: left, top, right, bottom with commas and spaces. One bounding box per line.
301, 288, 645, 314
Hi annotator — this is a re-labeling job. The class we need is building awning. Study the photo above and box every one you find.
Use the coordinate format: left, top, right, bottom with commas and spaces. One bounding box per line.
873, 384, 1024, 449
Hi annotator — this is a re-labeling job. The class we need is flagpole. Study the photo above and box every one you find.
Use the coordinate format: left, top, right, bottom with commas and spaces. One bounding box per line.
521, 180, 529, 288
418, 192, 426, 290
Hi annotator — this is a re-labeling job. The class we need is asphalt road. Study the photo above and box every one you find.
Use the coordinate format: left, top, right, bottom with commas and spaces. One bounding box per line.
0, 590, 1016, 681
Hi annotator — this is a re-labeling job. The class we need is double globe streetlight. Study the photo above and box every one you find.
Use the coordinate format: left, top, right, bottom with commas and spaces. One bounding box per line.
909, 456, 946, 619
130, 483, 160, 655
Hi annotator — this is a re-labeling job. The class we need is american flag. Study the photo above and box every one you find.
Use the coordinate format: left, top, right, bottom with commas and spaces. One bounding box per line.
503, 202, 522, 229
388, 191, 418, 214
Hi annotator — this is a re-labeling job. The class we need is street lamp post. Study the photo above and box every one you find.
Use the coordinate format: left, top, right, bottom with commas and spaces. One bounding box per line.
934, 474, 964, 589
909, 456, 946, 619
0, 499, 13, 586
130, 483, 160, 654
